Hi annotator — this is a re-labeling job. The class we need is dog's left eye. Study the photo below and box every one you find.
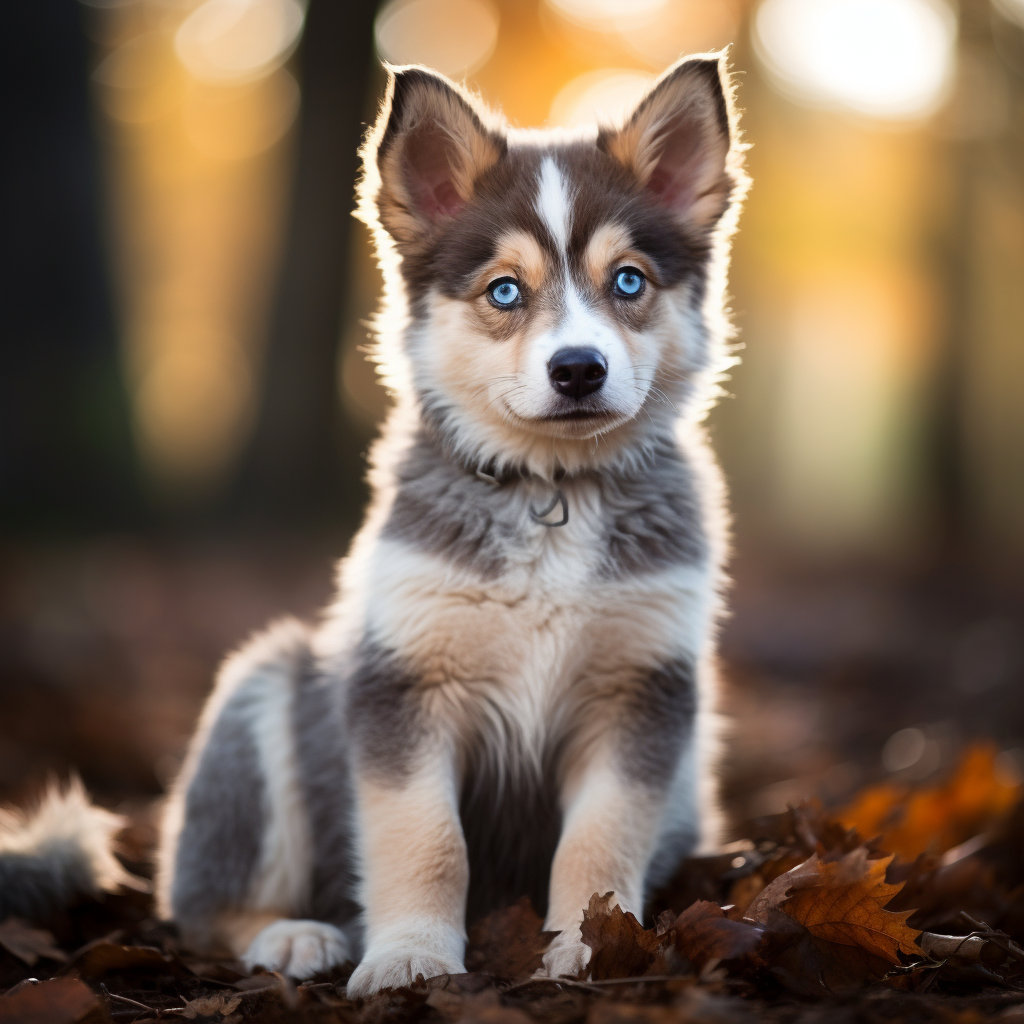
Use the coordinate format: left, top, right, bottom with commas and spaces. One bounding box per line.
613, 267, 645, 297
487, 278, 521, 308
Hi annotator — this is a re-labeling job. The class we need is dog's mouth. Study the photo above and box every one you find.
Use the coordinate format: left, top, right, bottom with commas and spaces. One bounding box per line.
541, 408, 612, 422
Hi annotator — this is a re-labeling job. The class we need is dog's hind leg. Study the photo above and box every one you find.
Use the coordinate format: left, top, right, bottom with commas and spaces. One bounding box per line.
157, 619, 358, 978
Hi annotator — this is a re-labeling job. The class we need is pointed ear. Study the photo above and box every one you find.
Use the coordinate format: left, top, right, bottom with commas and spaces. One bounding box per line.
599, 55, 742, 232
358, 65, 506, 247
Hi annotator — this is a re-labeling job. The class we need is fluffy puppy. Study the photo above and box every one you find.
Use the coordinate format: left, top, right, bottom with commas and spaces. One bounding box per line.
157, 54, 747, 996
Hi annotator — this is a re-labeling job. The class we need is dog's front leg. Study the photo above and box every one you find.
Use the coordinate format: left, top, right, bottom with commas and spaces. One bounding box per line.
346, 741, 468, 997
541, 760, 667, 979
541, 659, 698, 980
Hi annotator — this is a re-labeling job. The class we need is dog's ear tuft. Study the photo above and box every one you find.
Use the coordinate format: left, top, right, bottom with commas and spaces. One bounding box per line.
359, 65, 506, 247
599, 55, 742, 232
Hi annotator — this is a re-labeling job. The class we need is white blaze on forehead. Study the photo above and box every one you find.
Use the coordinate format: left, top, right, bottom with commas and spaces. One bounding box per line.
535, 157, 571, 256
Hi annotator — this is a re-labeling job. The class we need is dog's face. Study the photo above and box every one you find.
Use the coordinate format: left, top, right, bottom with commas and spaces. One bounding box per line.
360, 58, 742, 471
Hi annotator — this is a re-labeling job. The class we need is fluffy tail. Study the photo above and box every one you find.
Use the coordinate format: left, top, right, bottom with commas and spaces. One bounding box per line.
0, 777, 144, 922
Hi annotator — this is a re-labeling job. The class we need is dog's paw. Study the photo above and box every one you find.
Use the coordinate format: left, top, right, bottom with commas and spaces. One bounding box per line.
537, 937, 591, 981
346, 924, 465, 998
244, 919, 350, 979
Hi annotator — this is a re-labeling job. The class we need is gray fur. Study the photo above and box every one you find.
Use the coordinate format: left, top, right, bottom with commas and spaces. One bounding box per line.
0, 851, 97, 922
170, 684, 266, 925
620, 657, 698, 788
596, 442, 707, 578
293, 661, 361, 927
383, 430, 526, 578
386, 429, 706, 581
345, 638, 427, 780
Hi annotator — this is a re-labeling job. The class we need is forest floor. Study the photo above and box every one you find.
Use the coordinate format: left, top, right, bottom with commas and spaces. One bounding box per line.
2, 540, 1024, 1022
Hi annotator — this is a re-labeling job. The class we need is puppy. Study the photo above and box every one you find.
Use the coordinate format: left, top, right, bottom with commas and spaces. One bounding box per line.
157, 54, 746, 996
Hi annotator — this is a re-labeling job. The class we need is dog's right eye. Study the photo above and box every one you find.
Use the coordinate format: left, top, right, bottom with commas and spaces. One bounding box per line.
487, 278, 521, 308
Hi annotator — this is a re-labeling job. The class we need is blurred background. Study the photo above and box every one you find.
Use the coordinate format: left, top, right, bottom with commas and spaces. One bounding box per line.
2, 0, 1023, 837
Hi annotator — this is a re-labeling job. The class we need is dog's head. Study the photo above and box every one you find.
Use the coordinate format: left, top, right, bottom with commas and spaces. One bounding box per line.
358, 56, 745, 476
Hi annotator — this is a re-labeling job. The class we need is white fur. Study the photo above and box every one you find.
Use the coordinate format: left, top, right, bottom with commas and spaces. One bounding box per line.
244, 919, 350, 979
347, 918, 465, 997
0, 777, 141, 897
535, 157, 571, 255
244, 670, 313, 914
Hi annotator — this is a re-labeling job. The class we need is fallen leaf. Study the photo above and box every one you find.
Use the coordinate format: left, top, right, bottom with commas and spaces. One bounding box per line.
746, 855, 824, 924
667, 901, 763, 968
0, 976, 101, 1024
780, 850, 923, 963
760, 909, 892, 998
181, 992, 243, 1019
465, 898, 558, 981
0, 918, 68, 966
839, 744, 1020, 860
580, 893, 664, 980
62, 939, 195, 982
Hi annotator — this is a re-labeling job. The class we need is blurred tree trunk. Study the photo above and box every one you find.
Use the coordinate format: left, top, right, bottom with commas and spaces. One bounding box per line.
0, 0, 141, 533
228, 0, 382, 531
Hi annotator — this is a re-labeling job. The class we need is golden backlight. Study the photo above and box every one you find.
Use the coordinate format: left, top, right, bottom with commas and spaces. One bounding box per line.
90, 0, 1024, 564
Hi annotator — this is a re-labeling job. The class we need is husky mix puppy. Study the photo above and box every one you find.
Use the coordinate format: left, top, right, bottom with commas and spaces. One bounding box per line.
157, 54, 747, 996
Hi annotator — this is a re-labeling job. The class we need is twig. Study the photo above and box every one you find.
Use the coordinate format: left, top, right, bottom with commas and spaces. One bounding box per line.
919, 931, 1008, 965
503, 976, 604, 994
101, 986, 154, 1013
959, 913, 1024, 963
503, 974, 684, 995
576, 976, 687, 986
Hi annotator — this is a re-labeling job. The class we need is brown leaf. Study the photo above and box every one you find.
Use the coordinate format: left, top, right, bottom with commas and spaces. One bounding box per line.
580, 893, 664, 980
0, 917, 68, 966
746, 855, 824, 924
181, 992, 243, 1019
62, 939, 195, 982
668, 900, 763, 968
0, 977, 102, 1024
761, 909, 892, 998
780, 851, 923, 964
465, 898, 559, 981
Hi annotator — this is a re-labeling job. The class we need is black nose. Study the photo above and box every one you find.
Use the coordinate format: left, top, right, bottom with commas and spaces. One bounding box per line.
548, 347, 607, 400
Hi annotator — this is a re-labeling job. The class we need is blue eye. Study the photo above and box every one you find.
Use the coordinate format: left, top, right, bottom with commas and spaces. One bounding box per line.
488, 278, 521, 308
614, 267, 645, 297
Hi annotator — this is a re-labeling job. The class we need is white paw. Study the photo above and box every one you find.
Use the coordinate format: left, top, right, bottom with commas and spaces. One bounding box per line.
346, 923, 465, 998
538, 937, 591, 981
244, 919, 350, 980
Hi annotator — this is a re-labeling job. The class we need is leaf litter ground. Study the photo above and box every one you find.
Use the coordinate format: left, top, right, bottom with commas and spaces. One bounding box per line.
4, 746, 1024, 1024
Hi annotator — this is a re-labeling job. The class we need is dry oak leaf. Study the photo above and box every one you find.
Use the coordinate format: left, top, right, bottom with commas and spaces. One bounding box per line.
779, 849, 923, 964
668, 901, 763, 968
580, 892, 665, 980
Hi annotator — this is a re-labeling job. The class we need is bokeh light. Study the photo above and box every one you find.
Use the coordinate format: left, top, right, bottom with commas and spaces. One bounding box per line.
548, 70, 653, 128
544, 0, 667, 29
375, 0, 499, 78
175, 0, 306, 85
753, 0, 956, 120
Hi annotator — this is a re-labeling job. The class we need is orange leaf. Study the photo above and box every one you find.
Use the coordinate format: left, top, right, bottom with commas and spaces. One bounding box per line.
780, 850, 923, 964
838, 743, 1020, 860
